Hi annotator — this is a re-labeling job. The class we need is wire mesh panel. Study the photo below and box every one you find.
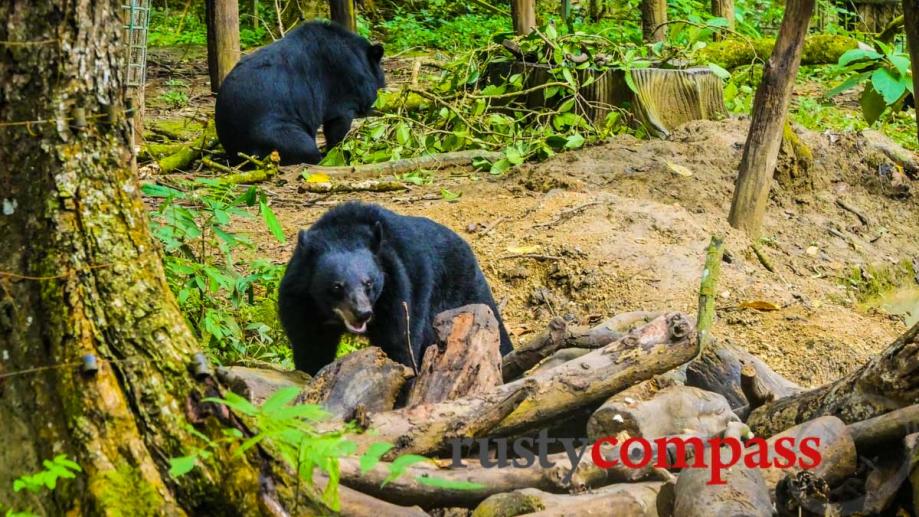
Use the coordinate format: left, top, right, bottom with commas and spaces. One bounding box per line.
123, 0, 152, 88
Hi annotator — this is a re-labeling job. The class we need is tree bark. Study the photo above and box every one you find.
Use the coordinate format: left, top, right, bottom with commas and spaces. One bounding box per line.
711, 0, 735, 38
903, 0, 919, 144
510, 0, 537, 35
329, 0, 357, 32
206, 0, 241, 92
746, 321, 919, 437
727, 0, 816, 237
0, 1, 313, 514
640, 0, 668, 42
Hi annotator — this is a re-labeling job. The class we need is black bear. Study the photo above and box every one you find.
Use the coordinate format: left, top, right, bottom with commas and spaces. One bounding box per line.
278, 202, 513, 375
214, 22, 385, 165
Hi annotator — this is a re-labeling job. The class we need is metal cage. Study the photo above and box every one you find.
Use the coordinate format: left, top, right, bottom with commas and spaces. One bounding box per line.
123, 0, 152, 88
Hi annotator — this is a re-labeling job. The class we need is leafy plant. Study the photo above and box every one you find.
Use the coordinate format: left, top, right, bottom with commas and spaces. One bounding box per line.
826, 41, 914, 124
13, 455, 81, 493
171, 387, 483, 512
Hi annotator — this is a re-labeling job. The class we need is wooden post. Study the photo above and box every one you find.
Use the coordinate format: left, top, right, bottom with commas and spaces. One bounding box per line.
329, 0, 357, 32
903, 0, 919, 145
511, 0, 537, 35
205, 0, 241, 92
727, 0, 815, 237
711, 0, 735, 39
641, 0, 667, 42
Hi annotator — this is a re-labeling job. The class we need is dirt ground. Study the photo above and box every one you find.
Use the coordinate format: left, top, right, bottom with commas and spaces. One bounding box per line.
142, 49, 919, 388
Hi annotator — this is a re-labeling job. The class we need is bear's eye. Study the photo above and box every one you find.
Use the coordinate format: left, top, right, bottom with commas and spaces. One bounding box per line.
363, 279, 373, 289
330, 283, 344, 294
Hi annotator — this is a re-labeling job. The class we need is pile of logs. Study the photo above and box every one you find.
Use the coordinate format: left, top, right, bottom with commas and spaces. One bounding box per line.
216, 299, 919, 516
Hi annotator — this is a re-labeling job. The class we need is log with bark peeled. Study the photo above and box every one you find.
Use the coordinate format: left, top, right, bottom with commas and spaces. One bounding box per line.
407, 304, 503, 406
473, 482, 675, 517
216, 365, 311, 405
746, 321, 919, 437
342, 313, 697, 457
501, 311, 663, 382
299, 346, 413, 419
847, 404, 919, 450
674, 446, 772, 517
587, 385, 740, 442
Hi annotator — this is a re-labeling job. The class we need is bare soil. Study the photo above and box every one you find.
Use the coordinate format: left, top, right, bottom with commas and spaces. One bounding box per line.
142, 48, 919, 388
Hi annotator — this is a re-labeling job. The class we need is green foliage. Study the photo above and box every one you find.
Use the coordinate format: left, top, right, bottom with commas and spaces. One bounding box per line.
379, 12, 511, 53
143, 181, 289, 365
148, 6, 268, 49
826, 40, 913, 125
172, 387, 483, 511
12, 455, 81, 493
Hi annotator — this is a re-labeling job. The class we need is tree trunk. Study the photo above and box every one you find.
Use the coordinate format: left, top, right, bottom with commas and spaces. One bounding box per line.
511, 0, 537, 35
727, 0, 816, 237
904, 0, 919, 144
0, 1, 312, 514
206, 0, 241, 92
640, 0, 668, 42
711, 0, 735, 39
329, 0, 357, 32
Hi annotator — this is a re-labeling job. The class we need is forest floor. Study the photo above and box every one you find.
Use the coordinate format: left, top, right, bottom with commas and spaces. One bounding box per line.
141, 47, 919, 388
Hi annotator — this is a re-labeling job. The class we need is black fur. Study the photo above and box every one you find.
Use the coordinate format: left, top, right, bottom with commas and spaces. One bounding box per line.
214, 22, 385, 165
278, 202, 513, 374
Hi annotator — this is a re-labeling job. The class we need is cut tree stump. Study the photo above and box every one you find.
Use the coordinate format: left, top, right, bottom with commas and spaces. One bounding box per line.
746, 321, 919, 436
587, 385, 739, 441
407, 304, 503, 406
674, 446, 772, 517
629, 68, 728, 138
337, 313, 697, 458
300, 347, 413, 419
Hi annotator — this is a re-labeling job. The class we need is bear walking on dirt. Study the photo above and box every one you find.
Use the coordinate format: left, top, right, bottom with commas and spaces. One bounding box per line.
214, 22, 385, 165
278, 202, 513, 375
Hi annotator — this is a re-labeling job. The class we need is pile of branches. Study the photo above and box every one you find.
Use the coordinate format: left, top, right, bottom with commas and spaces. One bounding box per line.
214, 239, 919, 515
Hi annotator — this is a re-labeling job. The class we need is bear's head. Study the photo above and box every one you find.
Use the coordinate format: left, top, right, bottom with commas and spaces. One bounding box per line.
301, 222, 385, 334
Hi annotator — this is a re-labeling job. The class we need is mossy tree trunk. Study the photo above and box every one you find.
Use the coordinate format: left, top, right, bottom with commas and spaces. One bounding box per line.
641, 0, 668, 42
903, 0, 919, 144
727, 0, 816, 237
0, 1, 311, 514
205, 0, 241, 92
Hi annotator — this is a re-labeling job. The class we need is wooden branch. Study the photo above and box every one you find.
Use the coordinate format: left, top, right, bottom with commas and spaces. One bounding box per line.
315, 476, 430, 516
341, 313, 697, 457
290, 150, 504, 179
407, 304, 503, 406
501, 311, 663, 382
300, 179, 407, 193
300, 347, 413, 419
846, 404, 919, 450
695, 235, 724, 355
158, 124, 219, 173
674, 446, 772, 517
746, 321, 919, 436
587, 385, 740, 441
483, 482, 675, 516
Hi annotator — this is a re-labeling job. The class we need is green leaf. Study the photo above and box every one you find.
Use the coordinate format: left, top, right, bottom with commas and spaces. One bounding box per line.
360, 442, 395, 474
562, 68, 576, 87
383, 455, 430, 485
860, 85, 887, 124
565, 133, 586, 149
624, 70, 637, 94
707, 63, 731, 80
489, 158, 512, 175
871, 68, 907, 105
168, 455, 198, 478
141, 183, 184, 198
825, 72, 870, 98
204, 392, 257, 416
838, 48, 882, 67
557, 97, 576, 113
889, 54, 911, 77
395, 124, 412, 145
259, 200, 286, 244
415, 475, 486, 490
259, 385, 302, 414
505, 146, 524, 165
545, 23, 558, 40
440, 189, 461, 202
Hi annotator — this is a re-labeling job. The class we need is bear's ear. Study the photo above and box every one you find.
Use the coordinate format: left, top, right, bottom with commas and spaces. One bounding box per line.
297, 229, 310, 250
368, 44, 384, 64
370, 221, 384, 255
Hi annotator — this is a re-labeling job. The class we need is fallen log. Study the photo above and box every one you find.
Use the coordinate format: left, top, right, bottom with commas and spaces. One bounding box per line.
527, 347, 590, 375
847, 404, 919, 450
300, 347, 413, 419
299, 179, 408, 193
746, 321, 919, 436
339, 447, 666, 508
587, 385, 740, 441
686, 340, 802, 417
757, 416, 856, 499
288, 150, 505, 179
501, 311, 663, 382
157, 123, 219, 173
673, 446, 772, 517
341, 313, 696, 458
473, 482, 674, 517
407, 304, 503, 406
695, 34, 861, 70
315, 475, 430, 517
216, 365, 311, 406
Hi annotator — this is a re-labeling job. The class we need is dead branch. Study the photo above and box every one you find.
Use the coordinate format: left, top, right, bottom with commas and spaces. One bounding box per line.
290, 150, 504, 179
846, 404, 919, 450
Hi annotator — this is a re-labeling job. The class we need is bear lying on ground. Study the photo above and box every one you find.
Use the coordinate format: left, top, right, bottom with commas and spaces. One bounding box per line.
278, 202, 513, 375
215, 22, 385, 165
